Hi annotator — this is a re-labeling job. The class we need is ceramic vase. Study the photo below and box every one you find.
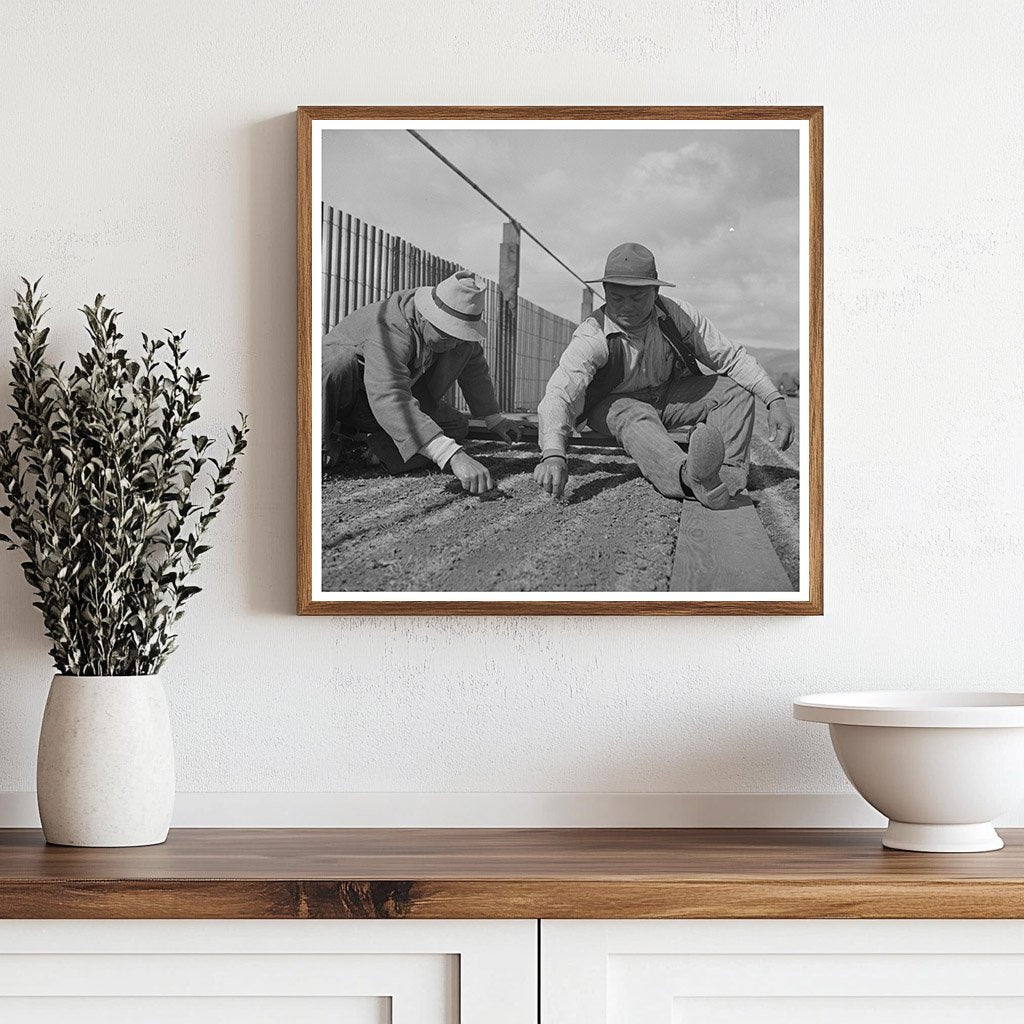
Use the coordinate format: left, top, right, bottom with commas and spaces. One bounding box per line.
36, 674, 175, 847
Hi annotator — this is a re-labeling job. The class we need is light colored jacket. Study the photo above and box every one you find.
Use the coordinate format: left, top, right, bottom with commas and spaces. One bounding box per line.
322, 289, 500, 461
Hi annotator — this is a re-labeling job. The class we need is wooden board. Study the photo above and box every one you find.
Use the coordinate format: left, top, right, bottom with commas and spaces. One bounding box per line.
671, 494, 794, 592
2, 828, 1024, 920
464, 421, 693, 450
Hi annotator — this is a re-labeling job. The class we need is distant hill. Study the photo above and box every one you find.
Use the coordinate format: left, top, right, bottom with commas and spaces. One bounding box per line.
741, 346, 800, 394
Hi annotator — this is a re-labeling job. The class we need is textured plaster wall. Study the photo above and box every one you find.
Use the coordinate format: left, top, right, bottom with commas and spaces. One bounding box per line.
0, 1, 1021, 813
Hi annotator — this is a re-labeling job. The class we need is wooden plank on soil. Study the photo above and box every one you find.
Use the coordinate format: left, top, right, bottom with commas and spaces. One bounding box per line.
466, 421, 538, 441
465, 420, 692, 449
670, 494, 793, 593
576, 427, 692, 450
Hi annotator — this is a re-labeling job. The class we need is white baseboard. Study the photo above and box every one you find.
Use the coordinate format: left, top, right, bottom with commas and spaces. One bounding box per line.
0, 791, 882, 828
3, 791, 1021, 829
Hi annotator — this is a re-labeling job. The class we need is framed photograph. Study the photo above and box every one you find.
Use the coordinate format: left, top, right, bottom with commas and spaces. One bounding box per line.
297, 106, 822, 615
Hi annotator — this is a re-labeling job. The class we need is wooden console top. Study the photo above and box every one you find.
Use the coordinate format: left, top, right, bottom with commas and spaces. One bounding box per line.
1, 828, 1022, 919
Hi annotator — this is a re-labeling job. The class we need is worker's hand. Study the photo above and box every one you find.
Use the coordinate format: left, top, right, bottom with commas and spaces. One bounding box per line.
449, 450, 494, 494
490, 417, 523, 443
533, 457, 569, 498
767, 398, 795, 451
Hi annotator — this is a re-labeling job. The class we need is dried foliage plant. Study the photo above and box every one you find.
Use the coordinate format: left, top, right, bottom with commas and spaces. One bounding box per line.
0, 279, 248, 676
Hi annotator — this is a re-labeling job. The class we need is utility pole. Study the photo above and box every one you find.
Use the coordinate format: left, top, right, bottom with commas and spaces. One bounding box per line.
498, 221, 520, 412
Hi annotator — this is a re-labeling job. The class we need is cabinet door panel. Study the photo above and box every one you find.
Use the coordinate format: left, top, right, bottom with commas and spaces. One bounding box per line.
0, 919, 536, 1024
674, 997, 1024, 1024
543, 920, 1024, 1024
0, 997, 389, 1024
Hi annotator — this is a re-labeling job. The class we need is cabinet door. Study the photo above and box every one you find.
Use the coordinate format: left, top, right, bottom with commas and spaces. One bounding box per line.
542, 919, 1024, 1024
0, 919, 535, 1024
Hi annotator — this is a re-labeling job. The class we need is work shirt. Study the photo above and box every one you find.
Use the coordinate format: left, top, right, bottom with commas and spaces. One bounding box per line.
537, 296, 782, 455
614, 315, 677, 394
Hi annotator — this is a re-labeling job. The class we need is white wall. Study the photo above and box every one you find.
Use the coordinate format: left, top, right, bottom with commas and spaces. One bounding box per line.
0, 0, 1021, 826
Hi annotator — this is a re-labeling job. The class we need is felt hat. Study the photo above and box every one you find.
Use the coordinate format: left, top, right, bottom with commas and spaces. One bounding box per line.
585, 242, 675, 288
414, 271, 487, 342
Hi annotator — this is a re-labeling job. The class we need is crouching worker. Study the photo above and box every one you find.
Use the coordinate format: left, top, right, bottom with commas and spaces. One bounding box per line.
534, 243, 794, 508
322, 271, 521, 494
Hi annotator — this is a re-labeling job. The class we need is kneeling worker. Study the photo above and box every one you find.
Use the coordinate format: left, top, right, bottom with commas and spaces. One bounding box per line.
322, 270, 521, 494
534, 243, 794, 508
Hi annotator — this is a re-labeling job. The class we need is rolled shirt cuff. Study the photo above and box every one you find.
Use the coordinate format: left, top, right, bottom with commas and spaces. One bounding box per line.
753, 378, 785, 406
483, 412, 505, 430
420, 434, 462, 469
538, 432, 569, 456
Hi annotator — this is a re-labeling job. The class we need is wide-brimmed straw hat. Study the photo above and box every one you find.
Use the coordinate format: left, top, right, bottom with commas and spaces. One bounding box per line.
414, 271, 487, 342
585, 242, 675, 288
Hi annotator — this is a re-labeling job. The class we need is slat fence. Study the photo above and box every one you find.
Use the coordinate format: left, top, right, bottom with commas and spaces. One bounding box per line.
321, 203, 577, 412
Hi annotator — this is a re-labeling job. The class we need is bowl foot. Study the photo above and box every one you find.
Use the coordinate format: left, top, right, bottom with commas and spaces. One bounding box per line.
882, 821, 1004, 853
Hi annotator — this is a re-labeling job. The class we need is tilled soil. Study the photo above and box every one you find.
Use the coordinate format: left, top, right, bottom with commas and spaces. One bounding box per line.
321, 397, 801, 593
747, 398, 801, 588
322, 444, 681, 592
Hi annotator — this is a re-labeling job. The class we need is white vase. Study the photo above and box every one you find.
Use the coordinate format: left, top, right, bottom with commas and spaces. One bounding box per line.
36, 674, 175, 847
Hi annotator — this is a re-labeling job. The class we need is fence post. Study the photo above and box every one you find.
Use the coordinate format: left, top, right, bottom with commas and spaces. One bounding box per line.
342, 213, 353, 316
581, 286, 594, 323
498, 220, 521, 412
321, 203, 333, 334
331, 209, 341, 327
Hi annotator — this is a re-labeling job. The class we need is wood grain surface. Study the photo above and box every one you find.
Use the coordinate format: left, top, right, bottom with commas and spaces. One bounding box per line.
2, 828, 1021, 920
296, 105, 824, 616
671, 496, 794, 592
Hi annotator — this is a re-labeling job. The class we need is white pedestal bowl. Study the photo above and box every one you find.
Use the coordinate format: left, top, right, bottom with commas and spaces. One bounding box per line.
793, 691, 1024, 852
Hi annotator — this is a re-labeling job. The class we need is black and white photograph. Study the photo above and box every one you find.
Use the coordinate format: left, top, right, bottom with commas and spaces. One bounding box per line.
299, 109, 822, 613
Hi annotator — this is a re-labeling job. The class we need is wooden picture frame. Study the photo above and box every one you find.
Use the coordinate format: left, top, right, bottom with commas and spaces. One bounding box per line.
298, 106, 822, 615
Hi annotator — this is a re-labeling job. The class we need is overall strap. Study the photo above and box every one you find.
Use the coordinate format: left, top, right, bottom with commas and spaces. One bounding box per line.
576, 306, 623, 425
655, 296, 703, 377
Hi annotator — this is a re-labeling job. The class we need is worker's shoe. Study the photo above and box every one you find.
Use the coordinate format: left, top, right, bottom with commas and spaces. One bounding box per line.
366, 431, 432, 475
679, 423, 730, 510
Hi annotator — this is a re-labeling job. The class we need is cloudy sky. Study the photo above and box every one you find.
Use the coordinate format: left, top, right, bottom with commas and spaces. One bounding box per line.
322, 127, 800, 350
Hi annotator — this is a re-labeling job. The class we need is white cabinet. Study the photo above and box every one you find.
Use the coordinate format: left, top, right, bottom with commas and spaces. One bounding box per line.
542, 920, 1024, 1023
0, 920, 537, 1024
8, 917, 1024, 1021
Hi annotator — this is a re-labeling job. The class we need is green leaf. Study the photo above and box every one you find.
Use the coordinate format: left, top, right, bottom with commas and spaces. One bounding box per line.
0, 280, 248, 674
